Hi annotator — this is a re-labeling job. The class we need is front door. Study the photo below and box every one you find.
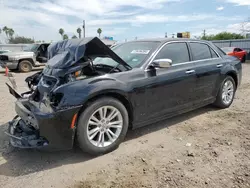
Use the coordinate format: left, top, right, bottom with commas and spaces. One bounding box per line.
132, 42, 197, 124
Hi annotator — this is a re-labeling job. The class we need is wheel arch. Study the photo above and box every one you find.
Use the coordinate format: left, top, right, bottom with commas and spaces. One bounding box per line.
225, 71, 238, 88
18, 58, 35, 66
77, 92, 134, 128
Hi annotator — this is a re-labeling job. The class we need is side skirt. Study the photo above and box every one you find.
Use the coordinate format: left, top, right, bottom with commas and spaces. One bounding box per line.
132, 98, 215, 129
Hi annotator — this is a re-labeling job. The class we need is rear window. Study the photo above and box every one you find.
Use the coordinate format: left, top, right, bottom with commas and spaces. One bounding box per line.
215, 46, 226, 56
210, 48, 219, 58
190, 43, 211, 61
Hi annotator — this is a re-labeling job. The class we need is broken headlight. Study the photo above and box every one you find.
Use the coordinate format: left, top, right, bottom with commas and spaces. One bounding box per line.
50, 93, 64, 107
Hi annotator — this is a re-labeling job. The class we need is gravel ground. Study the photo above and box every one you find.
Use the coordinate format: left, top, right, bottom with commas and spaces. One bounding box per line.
0, 64, 249, 188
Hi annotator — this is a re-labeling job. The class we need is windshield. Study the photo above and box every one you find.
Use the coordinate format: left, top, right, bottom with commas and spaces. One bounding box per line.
23, 44, 39, 52
221, 47, 234, 53
93, 41, 160, 68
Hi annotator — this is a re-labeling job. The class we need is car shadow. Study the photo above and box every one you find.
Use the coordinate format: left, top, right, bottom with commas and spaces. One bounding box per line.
0, 105, 220, 177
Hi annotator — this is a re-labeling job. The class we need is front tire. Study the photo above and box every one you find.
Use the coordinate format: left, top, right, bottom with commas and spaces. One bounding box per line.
214, 76, 236, 108
18, 60, 32, 72
77, 97, 129, 155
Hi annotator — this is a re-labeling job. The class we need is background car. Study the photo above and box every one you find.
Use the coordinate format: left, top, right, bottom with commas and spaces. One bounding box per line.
0, 43, 50, 72
221, 47, 247, 63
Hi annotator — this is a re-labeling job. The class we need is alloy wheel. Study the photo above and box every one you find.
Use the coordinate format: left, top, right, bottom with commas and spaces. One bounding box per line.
87, 106, 123, 147
222, 80, 234, 105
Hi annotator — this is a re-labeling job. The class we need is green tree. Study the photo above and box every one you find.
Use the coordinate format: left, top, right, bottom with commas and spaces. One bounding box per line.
9, 36, 35, 44
8, 28, 14, 38
59, 28, 64, 39
63, 34, 69, 40
97, 28, 102, 38
77, 27, 82, 38
71, 35, 77, 39
3, 26, 9, 38
201, 32, 245, 40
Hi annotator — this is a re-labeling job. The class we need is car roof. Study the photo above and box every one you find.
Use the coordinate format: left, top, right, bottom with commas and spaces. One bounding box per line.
128, 38, 207, 43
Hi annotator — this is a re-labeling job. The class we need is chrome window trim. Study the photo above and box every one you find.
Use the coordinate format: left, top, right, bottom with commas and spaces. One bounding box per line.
144, 40, 222, 70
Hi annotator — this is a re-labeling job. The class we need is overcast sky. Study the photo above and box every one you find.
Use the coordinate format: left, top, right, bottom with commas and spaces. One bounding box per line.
0, 0, 250, 42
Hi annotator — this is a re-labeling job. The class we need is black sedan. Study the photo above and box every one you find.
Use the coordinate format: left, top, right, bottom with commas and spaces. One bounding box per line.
6, 37, 242, 155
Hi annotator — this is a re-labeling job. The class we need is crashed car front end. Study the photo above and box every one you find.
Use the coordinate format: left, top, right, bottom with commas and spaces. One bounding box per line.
5, 37, 131, 150
6, 97, 80, 150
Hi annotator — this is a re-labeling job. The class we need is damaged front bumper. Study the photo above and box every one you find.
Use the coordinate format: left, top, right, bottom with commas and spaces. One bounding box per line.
5, 93, 81, 150
5, 116, 49, 148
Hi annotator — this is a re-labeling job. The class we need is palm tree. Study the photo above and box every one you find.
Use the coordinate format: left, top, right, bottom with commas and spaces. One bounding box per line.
8, 28, 14, 38
63, 34, 69, 40
97, 28, 102, 38
3, 26, 9, 38
77, 28, 82, 38
71, 35, 77, 39
59, 28, 64, 39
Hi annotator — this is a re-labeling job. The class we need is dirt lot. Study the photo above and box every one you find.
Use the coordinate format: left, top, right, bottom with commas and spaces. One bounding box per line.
0, 65, 249, 188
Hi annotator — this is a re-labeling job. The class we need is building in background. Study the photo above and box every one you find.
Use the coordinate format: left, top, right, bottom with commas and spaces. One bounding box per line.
102, 36, 116, 47
177, 32, 191, 38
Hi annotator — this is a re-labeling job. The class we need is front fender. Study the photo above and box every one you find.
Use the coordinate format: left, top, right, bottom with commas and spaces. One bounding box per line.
53, 78, 131, 108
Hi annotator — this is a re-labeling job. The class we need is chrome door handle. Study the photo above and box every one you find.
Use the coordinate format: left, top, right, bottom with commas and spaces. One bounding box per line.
216, 64, 223, 68
185, 70, 195, 74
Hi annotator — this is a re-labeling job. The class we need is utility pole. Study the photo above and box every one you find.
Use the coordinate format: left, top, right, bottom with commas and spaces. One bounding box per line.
165, 32, 168, 38
203, 29, 206, 38
83, 20, 86, 38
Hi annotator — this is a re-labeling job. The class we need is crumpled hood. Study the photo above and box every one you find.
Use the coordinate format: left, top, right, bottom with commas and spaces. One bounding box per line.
42, 37, 131, 77
3, 51, 34, 57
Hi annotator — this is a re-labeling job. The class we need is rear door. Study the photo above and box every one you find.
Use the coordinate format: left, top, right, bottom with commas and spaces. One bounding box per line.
189, 42, 225, 104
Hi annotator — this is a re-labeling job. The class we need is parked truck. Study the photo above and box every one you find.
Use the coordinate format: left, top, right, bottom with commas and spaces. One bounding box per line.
0, 43, 50, 72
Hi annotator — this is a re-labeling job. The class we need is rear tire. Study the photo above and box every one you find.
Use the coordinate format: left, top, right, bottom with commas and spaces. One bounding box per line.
18, 60, 32, 72
77, 97, 129, 155
214, 76, 236, 109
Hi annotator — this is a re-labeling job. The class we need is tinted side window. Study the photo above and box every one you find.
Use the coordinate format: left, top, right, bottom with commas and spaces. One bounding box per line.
235, 48, 242, 52
155, 42, 190, 64
210, 48, 219, 58
215, 45, 226, 56
190, 43, 212, 61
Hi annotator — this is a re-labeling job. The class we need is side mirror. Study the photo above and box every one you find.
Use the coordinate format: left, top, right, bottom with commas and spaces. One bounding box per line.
152, 59, 172, 68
